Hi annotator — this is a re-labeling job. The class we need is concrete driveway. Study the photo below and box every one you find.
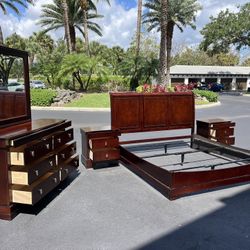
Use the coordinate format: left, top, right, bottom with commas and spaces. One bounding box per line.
1, 95, 250, 250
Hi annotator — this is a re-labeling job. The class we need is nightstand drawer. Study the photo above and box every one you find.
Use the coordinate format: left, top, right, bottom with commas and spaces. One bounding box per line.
210, 128, 234, 138
60, 156, 79, 181
89, 149, 120, 162
89, 137, 119, 149
11, 171, 60, 205
57, 142, 77, 164
10, 137, 53, 166
54, 128, 74, 148
9, 155, 56, 185
217, 137, 235, 145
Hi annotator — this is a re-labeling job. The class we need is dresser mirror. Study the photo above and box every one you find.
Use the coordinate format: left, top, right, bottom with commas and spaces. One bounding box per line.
0, 46, 31, 128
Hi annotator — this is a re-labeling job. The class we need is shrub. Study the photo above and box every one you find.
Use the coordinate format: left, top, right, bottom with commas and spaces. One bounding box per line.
193, 89, 218, 102
30, 89, 57, 106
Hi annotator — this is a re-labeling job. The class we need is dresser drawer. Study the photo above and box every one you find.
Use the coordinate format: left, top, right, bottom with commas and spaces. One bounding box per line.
10, 137, 53, 166
9, 155, 56, 185
11, 171, 60, 205
54, 128, 74, 148
89, 137, 119, 149
57, 142, 77, 164
60, 156, 79, 181
89, 149, 120, 162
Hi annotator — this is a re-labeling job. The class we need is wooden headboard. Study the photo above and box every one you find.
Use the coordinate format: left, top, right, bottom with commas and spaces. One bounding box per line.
110, 92, 195, 134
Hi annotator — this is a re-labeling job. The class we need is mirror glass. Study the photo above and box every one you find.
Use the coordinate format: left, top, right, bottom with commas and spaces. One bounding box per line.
0, 49, 29, 127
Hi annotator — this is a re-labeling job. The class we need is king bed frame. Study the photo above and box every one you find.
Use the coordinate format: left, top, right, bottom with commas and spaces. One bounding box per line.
110, 92, 250, 200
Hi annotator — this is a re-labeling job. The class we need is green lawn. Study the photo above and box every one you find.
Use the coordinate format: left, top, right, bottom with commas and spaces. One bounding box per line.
65, 93, 110, 108
65, 92, 217, 108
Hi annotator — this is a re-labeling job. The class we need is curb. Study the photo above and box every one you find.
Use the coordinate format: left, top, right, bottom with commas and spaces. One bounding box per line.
195, 101, 221, 109
32, 102, 221, 111
31, 106, 110, 112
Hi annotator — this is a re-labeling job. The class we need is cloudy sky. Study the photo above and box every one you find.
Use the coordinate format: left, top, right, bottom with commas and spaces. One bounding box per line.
0, 0, 249, 54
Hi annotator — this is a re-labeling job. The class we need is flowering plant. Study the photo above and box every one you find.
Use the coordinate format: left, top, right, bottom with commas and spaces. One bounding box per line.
136, 83, 167, 93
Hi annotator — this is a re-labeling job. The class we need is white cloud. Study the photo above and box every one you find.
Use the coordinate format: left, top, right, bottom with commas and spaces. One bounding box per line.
0, 0, 249, 52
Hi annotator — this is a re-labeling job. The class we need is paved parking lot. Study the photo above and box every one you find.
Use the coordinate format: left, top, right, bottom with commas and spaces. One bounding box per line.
1, 95, 250, 250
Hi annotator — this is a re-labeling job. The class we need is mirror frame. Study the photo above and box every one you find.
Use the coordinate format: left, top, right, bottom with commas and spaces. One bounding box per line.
0, 45, 31, 128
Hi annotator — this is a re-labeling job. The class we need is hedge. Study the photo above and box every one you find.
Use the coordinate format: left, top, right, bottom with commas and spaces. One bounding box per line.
30, 89, 57, 106
192, 89, 218, 102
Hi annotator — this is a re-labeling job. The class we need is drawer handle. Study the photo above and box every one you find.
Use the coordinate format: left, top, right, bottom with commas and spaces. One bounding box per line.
64, 169, 69, 174
68, 133, 72, 138
45, 143, 50, 150
34, 170, 39, 176
53, 177, 58, 183
49, 160, 54, 167
74, 160, 78, 166
71, 147, 75, 152
61, 153, 65, 159
57, 138, 61, 143
38, 188, 43, 195
30, 150, 35, 157
105, 141, 108, 147
105, 153, 109, 159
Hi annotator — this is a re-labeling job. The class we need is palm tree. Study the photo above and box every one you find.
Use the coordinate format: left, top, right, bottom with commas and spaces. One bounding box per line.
143, 0, 202, 86
79, 0, 110, 56
39, 0, 103, 52
0, 0, 33, 44
62, 0, 72, 53
135, 0, 143, 59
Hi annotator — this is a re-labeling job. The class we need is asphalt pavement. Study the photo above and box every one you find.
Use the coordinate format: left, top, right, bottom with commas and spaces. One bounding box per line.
1, 95, 250, 250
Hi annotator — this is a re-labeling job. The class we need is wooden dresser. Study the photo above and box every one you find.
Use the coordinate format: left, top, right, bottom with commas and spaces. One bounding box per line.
196, 118, 235, 145
0, 119, 79, 220
0, 46, 79, 220
81, 127, 120, 168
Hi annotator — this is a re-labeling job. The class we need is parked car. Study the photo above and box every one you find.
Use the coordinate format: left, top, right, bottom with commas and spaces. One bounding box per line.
7, 82, 25, 92
209, 83, 224, 92
30, 80, 46, 89
197, 82, 224, 92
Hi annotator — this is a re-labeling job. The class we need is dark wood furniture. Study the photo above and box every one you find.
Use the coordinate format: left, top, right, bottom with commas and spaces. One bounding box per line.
111, 92, 195, 134
0, 46, 78, 220
196, 118, 235, 145
81, 127, 120, 168
110, 92, 250, 200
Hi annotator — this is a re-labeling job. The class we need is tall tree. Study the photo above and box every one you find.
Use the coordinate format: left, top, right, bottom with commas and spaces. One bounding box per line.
135, 0, 143, 59
62, 0, 72, 53
0, 0, 33, 44
39, 0, 102, 52
79, 0, 110, 56
200, 3, 250, 55
144, 0, 201, 86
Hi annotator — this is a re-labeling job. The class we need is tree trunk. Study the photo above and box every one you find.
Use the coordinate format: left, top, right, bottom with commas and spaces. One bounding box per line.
0, 26, 4, 45
158, 0, 168, 86
80, 0, 90, 56
135, 0, 142, 60
62, 0, 72, 53
166, 21, 174, 88
69, 25, 76, 51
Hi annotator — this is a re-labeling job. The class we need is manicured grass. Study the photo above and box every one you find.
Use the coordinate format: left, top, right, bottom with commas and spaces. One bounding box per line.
65, 92, 214, 108
195, 99, 210, 105
65, 93, 110, 108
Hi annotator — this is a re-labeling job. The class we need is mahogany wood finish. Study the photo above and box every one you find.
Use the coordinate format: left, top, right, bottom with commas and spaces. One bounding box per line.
0, 46, 31, 127
81, 127, 121, 168
110, 92, 250, 199
0, 47, 79, 220
110, 92, 195, 133
120, 136, 250, 200
0, 119, 79, 220
196, 118, 235, 145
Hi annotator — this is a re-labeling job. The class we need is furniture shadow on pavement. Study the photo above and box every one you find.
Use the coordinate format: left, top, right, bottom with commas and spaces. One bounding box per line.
137, 187, 250, 250
16, 170, 80, 216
